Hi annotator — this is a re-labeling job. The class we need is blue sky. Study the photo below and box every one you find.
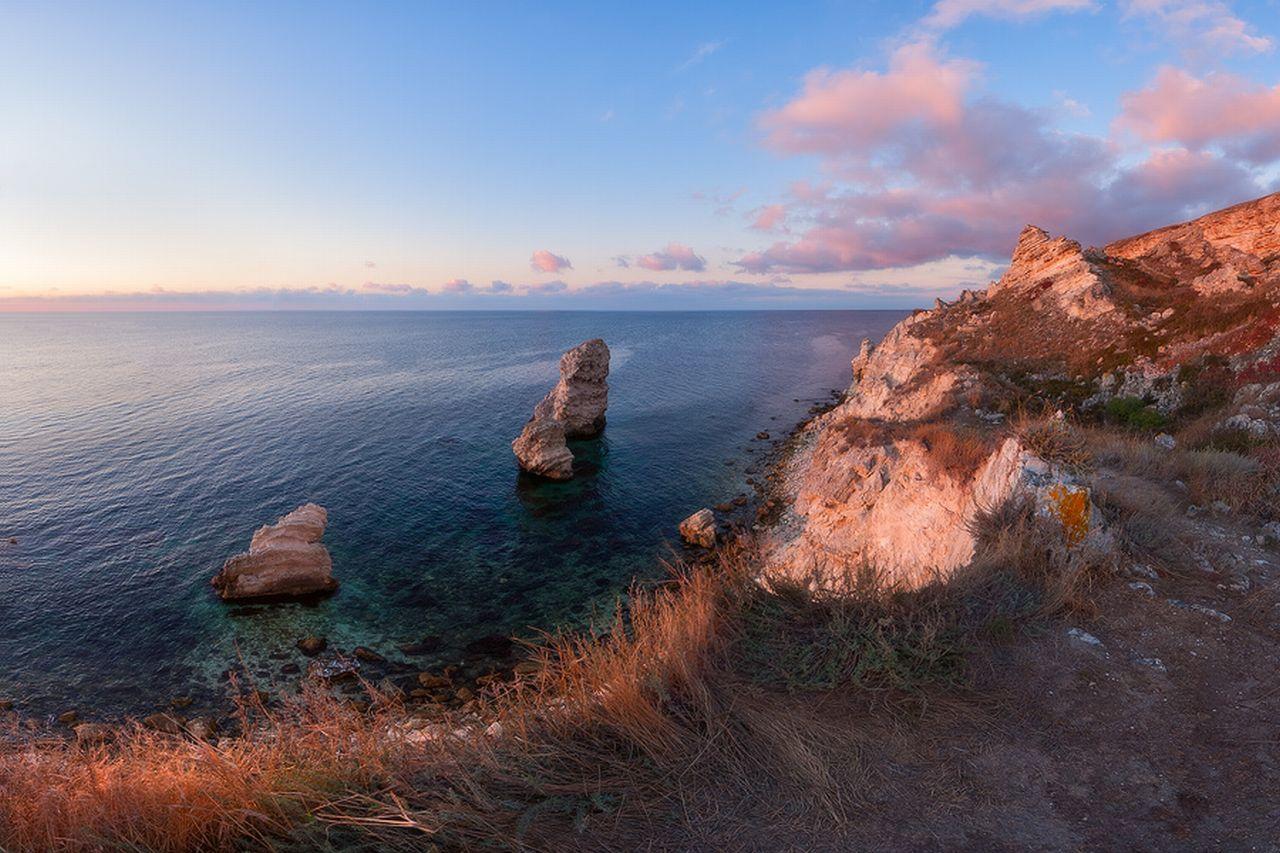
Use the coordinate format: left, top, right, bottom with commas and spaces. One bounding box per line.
2, 0, 1279, 309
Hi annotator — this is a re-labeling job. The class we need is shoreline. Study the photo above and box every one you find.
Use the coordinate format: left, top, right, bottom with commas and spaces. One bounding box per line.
0, 384, 851, 740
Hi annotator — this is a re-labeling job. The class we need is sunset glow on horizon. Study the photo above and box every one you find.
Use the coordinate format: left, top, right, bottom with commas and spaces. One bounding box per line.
3, 0, 1279, 310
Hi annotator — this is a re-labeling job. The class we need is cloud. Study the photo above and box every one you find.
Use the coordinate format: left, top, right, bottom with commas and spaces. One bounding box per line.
750, 204, 788, 232
612, 255, 631, 268
759, 42, 981, 168
676, 40, 725, 72
488, 280, 514, 293
1122, 0, 1272, 56
364, 260, 377, 268
738, 41, 1273, 275
601, 108, 615, 123
362, 281, 424, 295
526, 280, 568, 294
530, 249, 572, 273
921, 0, 1095, 31
442, 278, 473, 293
1116, 67, 1280, 164
635, 242, 708, 272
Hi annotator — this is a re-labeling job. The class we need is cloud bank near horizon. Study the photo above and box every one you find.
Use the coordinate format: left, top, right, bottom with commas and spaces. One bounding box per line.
0, 278, 956, 312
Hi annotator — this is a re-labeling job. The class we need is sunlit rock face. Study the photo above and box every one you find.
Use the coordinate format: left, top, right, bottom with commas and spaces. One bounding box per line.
212, 503, 336, 600
511, 418, 575, 480
769, 193, 1280, 588
533, 338, 610, 439
513, 338, 610, 479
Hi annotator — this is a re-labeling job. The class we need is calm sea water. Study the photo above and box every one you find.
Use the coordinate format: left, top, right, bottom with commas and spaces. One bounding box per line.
0, 310, 902, 717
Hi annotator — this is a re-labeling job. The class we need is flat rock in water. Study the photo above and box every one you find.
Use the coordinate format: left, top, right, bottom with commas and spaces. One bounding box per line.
212, 504, 337, 601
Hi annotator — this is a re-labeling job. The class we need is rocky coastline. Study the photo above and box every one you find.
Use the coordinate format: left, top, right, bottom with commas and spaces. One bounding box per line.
8, 193, 1278, 763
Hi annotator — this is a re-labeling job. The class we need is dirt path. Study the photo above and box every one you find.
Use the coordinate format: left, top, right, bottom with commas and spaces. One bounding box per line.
610, 509, 1280, 852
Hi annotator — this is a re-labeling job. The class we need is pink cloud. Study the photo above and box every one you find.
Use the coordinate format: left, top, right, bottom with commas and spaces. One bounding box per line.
759, 42, 979, 166
1122, 0, 1272, 56
635, 243, 707, 272
442, 278, 473, 293
738, 43, 1272, 275
362, 281, 419, 294
750, 204, 788, 232
530, 250, 572, 273
1117, 67, 1280, 164
921, 0, 1095, 31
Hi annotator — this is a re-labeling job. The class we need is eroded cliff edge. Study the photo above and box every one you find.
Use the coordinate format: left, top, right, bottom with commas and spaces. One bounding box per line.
767, 193, 1280, 585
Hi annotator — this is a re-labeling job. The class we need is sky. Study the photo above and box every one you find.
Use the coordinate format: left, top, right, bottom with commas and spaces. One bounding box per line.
2, 0, 1280, 311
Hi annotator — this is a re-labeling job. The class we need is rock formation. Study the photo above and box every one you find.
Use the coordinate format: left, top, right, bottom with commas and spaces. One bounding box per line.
679, 509, 717, 548
513, 339, 610, 479
768, 192, 1280, 587
212, 503, 337, 600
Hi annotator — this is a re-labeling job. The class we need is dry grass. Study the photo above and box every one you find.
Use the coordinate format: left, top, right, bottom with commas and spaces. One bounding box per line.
0, 515, 1106, 851
834, 417, 1000, 481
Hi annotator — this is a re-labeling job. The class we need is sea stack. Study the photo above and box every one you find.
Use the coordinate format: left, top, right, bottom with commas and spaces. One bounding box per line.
211, 503, 337, 600
512, 339, 610, 479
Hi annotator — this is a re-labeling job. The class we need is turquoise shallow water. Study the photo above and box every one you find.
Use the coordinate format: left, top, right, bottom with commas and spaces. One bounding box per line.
0, 310, 902, 717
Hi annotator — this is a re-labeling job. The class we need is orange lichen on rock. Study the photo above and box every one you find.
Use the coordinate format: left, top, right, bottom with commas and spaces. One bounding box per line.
1045, 484, 1091, 547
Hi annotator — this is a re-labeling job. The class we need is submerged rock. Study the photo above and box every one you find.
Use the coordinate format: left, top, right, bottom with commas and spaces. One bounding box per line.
212, 504, 337, 601
679, 509, 717, 548
512, 339, 610, 479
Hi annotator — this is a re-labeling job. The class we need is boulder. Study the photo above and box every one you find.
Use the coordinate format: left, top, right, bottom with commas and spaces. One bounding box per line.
679, 509, 717, 548
74, 723, 113, 745
212, 504, 337, 601
512, 338, 610, 478
511, 418, 574, 480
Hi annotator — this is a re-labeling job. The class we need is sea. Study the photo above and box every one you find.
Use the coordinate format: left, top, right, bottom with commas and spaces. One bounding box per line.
0, 310, 903, 718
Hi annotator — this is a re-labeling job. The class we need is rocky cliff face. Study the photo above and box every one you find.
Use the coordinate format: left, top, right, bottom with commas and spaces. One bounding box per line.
770, 193, 1280, 585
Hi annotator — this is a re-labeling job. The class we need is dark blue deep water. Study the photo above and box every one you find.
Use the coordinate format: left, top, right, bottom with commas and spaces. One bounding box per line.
0, 311, 902, 717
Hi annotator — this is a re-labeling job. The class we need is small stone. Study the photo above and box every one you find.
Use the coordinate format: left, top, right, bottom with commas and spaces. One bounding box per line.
1066, 627, 1103, 647
1211, 500, 1231, 514
1168, 599, 1232, 622
714, 502, 734, 513
184, 717, 218, 741
169, 696, 193, 709
755, 431, 770, 440
57, 710, 78, 726
1125, 563, 1159, 581
307, 656, 360, 683
732, 496, 748, 507
1134, 657, 1167, 673
0, 699, 13, 712
143, 713, 184, 735
418, 672, 451, 689
74, 723, 113, 745
513, 659, 542, 676
297, 636, 327, 656
454, 687, 475, 702
1154, 433, 1176, 450
678, 509, 717, 548
1128, 581, 1155, 597
375, 677, 405, 701
353, 646, 386, 664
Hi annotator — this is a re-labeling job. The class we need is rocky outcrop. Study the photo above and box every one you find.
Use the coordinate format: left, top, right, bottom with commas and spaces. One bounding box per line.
769, 194, 1280, 589
212, 503, 337, 600
679, 509, 717, 548
534, 339, 610, 438
511, 418, 575, 480
513, 339, 610, 479
772, 433, 1102, 587
993, 225, 1117, 321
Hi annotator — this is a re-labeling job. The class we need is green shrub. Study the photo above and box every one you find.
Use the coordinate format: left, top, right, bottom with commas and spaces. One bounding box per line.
1104, 396, 1167, 431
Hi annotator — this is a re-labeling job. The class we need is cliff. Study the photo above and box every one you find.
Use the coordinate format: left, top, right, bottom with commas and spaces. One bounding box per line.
769, 193, 1280, 584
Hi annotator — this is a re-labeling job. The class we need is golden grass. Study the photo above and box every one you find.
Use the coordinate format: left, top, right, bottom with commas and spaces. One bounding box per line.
0, 518, 1107, 852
